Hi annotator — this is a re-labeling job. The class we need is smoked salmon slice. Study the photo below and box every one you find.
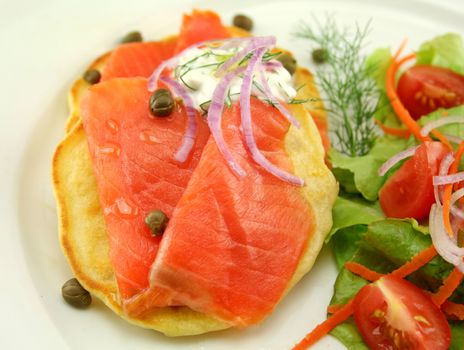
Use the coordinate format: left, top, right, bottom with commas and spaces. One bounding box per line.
101, 10, 232, 81
126, 99, 314, 326
81, 10, 234, 300
81, 78, 210, 299
174, 10, 231, 53
101, 39, 177, 81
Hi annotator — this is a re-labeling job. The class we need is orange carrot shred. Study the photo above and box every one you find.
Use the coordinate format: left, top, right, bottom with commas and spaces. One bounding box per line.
432, 267, 464, 306
442, 300, 464, 320
327, 304, 343, 314
391, 246, 438, 278
392, 38, 408, 60
430, 130, 453, 151
292, 300, 354, 350
344, 262, 384, 282
374, 119, 411, 138
443, 142, 464, 237
385, 53, 430, 142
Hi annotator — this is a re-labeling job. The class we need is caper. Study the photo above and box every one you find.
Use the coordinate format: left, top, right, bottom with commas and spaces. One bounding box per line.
149, 88, 174, 117
83, 69, 101, 85
145, 209, 169, 236
232, 14, 253, 32
61, 278, 92, 308
120, 31, 143, 44
277, 53, 297, 76
312, 48, 328, 64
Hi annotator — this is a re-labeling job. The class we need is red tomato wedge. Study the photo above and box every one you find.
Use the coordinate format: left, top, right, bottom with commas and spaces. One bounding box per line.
353, 275, 451, 350
379, 141, 448, 219
397, 65, 464, 120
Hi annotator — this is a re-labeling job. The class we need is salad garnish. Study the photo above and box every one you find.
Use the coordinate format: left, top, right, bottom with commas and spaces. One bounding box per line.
295, 17, 378, 157
294, 26, 464, 349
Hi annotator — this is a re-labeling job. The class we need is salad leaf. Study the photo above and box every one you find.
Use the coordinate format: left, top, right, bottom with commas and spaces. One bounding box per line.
418, 105, 464, 139
330, 321, 369, 350
416, 33, 464, 75
332, 225, 367, 269
450, 322, 464, 350
328, 196, 384, 239
329, 219, 464, 349
365, 47, 391, 89
330, 136, 409, 200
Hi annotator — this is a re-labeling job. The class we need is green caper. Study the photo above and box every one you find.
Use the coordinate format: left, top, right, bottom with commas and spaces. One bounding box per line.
120, 31, 143, 44
61, 278, 92, 308
277, 53, 297, 75
232, 14, 253, 32
149, 88, 174, 117
145, 209, 169, 236
312, 48, 328, 64
83, 69, 101, 85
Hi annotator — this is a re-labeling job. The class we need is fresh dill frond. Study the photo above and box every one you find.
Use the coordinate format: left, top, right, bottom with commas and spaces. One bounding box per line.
288, 97, 314, 105
294, 16, 379, 157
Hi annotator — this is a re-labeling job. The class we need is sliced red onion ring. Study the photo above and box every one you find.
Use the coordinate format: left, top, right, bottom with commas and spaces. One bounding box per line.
159, 76, 197, 163
240, 47, 304, 186
450, 187, 464, 220
429, 204, 464, 272
444, 133, 463, 144
216, 36, 276, 77
433, 172, 464, 186
420, 115, 464, 137
257, 66, 300, 128
434, 152, 455, 204
207, 66, 247, 177
262, 60, 283, 70
378, 145, 419, 176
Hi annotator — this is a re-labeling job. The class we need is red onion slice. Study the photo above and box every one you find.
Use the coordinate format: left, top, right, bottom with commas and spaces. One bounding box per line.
444, 134, 463, 144
433, 172, 464, 186
450, 187, 464, 220
240, 47, 304, 186
207, 66, 247, 177
434, 152, 455, 205
429, 204, 464, 272
378, 145, 419, 176
159, 76, 197, 163
262, 60, 283, 70
420, 115, 464, 137
216, 36, 276, 77
257, 66, 300, 128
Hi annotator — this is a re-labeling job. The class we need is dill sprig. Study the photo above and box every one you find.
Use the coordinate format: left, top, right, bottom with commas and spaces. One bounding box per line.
295, 16, 379, 157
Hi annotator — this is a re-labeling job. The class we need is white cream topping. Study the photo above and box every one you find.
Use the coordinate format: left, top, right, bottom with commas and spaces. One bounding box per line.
172, 47, 297, 111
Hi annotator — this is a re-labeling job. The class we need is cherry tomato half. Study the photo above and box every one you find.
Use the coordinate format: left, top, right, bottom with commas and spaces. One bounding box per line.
353, 275, 451, 350
379, 141, 448, 219
397, 65, 464, 120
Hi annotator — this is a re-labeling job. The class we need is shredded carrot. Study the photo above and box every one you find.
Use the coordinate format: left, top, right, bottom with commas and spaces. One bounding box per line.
385, 53, 430, 142
430, 130, 453, 151
442, 300, 464, 320
344, 262, 384, 281
374, 119, 411, 138
392, 38, 408, 60
292, 300, 354, 350
391, 246, 438, 278
443, 142, 464, 236
432, 267, 464, 306
327, 304, 343, 314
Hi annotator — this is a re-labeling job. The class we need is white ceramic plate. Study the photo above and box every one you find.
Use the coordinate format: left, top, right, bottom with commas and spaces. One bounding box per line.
1, 0, 463, 349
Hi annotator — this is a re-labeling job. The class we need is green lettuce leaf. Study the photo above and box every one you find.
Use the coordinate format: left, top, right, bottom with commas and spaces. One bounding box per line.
416, 33, 464, 75
329, 137, 409, 200
329, 219, 464, 349
329, 196, 384, 239
450, 322, 464, 350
